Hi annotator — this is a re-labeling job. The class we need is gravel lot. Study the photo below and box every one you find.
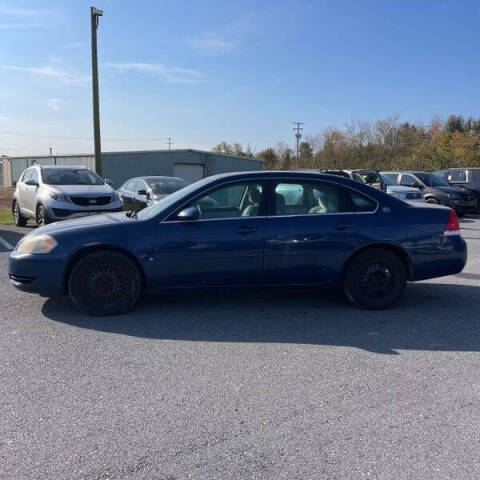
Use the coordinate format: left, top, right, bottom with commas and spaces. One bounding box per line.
1, 218, 480, 479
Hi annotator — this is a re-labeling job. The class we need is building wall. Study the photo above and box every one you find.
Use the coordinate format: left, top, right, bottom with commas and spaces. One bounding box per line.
102, 150, 263, 188
7, 150, 262, 187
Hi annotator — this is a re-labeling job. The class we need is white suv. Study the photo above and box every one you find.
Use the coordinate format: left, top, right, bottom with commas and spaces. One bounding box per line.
12, 165, 123, 226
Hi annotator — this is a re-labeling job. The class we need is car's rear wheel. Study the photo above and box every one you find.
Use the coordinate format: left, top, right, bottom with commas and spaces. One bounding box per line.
344, 248, 407, 310
68, 251, 142, 316
13, 201, 27, 226
426, 197, 439, 205
36, 205, 51, 227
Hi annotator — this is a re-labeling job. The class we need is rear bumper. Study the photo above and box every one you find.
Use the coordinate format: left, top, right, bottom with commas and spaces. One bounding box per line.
410, 234, 467, 281
8, 251, 65, 295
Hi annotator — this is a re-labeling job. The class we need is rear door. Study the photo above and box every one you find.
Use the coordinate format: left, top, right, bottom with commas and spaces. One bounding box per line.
264, 179, 365, 284
153, 180, 266, 287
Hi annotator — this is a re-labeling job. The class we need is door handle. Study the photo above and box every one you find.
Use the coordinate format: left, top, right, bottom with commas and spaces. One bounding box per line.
335, 221, 355, 230
235, 226, 257, 235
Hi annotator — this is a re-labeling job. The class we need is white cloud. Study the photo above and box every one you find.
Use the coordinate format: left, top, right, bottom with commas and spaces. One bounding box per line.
107, 62, 205, 84
0, 64, 90, 86
64, 41, 86, 49
0, 7, 42, 16
46, 98, 66, 111
187, 33, 236, 56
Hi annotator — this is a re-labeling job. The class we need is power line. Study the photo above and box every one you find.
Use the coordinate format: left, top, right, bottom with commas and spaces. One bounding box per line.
0, 131, 168, 141
293, 122, 304, 159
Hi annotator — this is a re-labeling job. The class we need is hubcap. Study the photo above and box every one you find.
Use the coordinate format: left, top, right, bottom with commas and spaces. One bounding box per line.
359, 263, 395, 298
85, 266, 126, 305
37, 208, 45, 226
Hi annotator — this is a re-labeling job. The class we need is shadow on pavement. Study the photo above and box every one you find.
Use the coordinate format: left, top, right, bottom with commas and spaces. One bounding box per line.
42, 282, 480, 354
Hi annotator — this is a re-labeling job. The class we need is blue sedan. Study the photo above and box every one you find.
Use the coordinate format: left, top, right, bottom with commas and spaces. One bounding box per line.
9, 171, 467, 315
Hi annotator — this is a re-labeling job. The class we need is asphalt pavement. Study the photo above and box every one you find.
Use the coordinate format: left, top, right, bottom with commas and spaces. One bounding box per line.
1, 218, 480, 479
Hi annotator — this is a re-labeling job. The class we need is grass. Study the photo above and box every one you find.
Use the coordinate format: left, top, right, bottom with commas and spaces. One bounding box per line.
0, 209, 14, 225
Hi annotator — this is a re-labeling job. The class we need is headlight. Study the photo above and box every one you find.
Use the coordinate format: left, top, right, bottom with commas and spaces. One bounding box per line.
390, 191, 406, 199
447, 193, 461, 200
16, 235, 57, 254
49, 192, 71, 203
111, 191, 121, 202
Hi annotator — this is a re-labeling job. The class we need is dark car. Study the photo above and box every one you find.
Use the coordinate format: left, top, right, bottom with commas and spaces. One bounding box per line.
435, 168, 480, 213
9, 171, 466, 315
382, 170, 477, 215
118, 176, 189, 211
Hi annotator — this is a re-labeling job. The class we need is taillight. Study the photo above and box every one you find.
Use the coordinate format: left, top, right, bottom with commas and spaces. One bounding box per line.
444, 209, 460, 235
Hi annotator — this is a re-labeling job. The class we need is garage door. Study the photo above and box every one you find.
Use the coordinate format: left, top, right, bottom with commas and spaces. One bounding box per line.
173, 163, 205, 184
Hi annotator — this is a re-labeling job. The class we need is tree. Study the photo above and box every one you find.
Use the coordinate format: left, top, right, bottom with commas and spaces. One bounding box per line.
445, 115, 464, 133
256, 148, 278, 169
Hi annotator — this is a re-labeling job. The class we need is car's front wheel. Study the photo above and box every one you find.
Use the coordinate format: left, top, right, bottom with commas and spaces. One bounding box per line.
425, 197, 439, 205
36, 205, 51, 227
68, 250, 142, 316
13, 201, 27, 226
344, 248, 407, 310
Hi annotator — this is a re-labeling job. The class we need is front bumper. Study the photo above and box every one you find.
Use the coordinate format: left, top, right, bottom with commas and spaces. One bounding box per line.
45, 201, 123, 221
9, 251, 65, 295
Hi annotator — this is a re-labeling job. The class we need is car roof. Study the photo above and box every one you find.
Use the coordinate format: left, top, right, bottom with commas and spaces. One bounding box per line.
35, 165, 88, 170
136, 176, 186, 182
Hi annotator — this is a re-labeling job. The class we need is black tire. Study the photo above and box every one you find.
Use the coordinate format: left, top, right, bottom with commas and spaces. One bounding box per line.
13, 201, 27, 227
425, 197, 439, 205
344, 248, 407, 310
68, 251, 142, 316
36, 205, 51, 227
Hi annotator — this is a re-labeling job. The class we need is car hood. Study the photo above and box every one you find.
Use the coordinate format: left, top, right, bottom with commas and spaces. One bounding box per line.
386, 185, 419, 194
31, 212, 130, 236
48, 184, 113, 195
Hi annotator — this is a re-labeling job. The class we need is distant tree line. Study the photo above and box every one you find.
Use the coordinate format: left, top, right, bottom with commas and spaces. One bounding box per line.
213, 115, 480, 171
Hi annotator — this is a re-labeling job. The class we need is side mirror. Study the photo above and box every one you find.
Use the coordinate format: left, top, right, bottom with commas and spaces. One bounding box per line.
104, 178, 113, 186
137, 189, 147, 196
177, 206, 200, 221
25, 180, 39, 186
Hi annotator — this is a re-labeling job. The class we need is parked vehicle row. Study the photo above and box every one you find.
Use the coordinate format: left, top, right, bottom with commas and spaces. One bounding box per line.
383, 171, 477, 215
9, 171, 467, 316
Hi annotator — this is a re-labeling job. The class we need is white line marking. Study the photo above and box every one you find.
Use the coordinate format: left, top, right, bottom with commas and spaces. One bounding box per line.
0, 236, 14, 251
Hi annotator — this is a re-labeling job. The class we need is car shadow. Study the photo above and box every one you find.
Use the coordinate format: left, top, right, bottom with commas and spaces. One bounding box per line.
41, 282, 480, 354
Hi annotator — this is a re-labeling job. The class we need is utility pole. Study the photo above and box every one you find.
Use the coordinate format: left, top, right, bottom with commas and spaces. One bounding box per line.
91, 6, 103, 176
293, 122, 304, 159
49, 147, 52, 156
166, 137, 173, 150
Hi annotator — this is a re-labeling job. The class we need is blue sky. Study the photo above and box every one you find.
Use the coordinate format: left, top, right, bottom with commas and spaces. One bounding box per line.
1, 0, 479, 156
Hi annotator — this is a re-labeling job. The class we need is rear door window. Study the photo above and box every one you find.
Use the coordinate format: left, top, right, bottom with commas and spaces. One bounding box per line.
447, 170, 467, 182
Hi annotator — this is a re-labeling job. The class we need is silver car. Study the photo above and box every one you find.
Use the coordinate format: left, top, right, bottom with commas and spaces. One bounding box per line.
12, 165, 123, 226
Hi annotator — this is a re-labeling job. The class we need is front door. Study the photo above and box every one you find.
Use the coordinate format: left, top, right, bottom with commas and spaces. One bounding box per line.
264, 180, 367, 284
153, 181, 266, 287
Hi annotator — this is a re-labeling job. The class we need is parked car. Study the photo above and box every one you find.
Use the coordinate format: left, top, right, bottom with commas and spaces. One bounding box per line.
12, 165, 123, 226
315, 169, 424, 202
382, 170, 477, 215
9, 171, 466, 316
435, 168, 480, 213
118, 176, 189, 211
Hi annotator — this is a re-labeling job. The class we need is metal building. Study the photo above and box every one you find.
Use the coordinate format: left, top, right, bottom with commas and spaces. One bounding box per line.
2, 150, 263, 188
3, 149, 263, 188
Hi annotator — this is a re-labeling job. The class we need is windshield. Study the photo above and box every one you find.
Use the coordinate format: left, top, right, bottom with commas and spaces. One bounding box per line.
380, 174, 395, 186
42, 168, 104, 186
415, 172, 449, 187
136, 176, 212, 220
148, 178, 188, 195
